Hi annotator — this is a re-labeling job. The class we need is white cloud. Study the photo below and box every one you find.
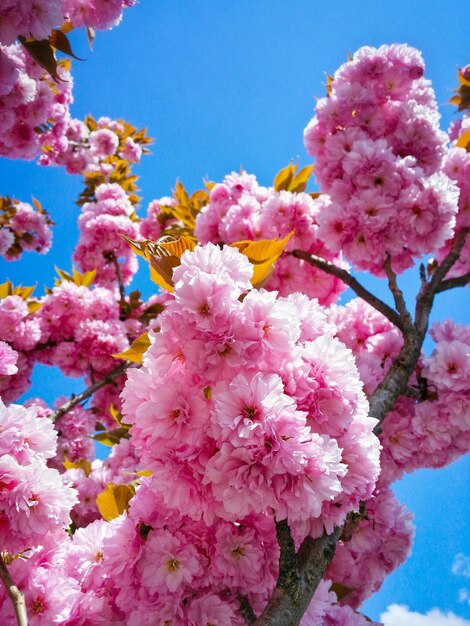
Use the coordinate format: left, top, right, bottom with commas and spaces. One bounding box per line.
459, 589, 470, 607
453, 554, 470, 578
380, 604, 470, 626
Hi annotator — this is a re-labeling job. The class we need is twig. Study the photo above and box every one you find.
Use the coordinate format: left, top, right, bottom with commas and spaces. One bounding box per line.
383, 256, 413, 332
291, 250, 404, 332
435, 270, 470, 293
0, 556, 28, 626
239, 596, 257, 625
106, 251, 127, 310
49, 361, 132, 423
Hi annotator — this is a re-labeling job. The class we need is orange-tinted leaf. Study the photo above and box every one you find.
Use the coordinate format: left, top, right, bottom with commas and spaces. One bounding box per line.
49, 29, 84, 60
60, 21, 74, 34
273, 163, 296, 191
456, 129, 470, 151
113, 331, 151, 364
63, 458, 92, 477
96, 483, 135, 521
231, 232, 294, 287
287, 164, 315, 193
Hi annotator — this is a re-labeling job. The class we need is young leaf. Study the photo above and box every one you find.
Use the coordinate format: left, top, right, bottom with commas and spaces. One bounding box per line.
96, 483, 135, 521
63, 458, 92, 477
273, 163, 296, 191
231, 232, 294, 287
92, 427, 129, 446
287, 164, 314, 192
113, 331, 151, 364
49, 30, 84, 60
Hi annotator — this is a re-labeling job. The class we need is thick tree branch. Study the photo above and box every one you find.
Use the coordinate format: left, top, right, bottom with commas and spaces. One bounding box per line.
49, 361, 132, 423
0, 556, 28, 626
257, 231, 469, 625
254, 528, 342, 626
291, 250, 404, 331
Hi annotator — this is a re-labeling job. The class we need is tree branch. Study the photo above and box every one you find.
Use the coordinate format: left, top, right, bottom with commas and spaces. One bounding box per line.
239, 596, 257, 625
291, 250, 404, 332
435, 270, 470, 293
49, 361, 132, 423
0, 556, 28, 626
253, 528, 342, 626
383, 256, 413, 331
105, 251, 127, 311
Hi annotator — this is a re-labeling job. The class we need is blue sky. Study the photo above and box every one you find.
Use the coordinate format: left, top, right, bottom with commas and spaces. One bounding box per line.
1, 1, 469, 623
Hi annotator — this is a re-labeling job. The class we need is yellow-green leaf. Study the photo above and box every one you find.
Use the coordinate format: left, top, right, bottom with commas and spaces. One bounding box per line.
27, 300, 42, 314
96, 483, 135, 521
287, 164, 314, 193
92, 427, 129, 446
0, 281, 12, 299
81, 268, 97, 287
273, 163, 296, 191
63, 458, 92, 477
113, 331, 150, 364
231, 232, 294, 287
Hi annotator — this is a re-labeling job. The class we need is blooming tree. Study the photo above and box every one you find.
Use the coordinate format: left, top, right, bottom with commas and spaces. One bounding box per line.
0, 5, 469, 626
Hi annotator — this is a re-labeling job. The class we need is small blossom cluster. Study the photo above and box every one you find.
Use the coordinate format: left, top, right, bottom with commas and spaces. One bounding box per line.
435, 143, 470, 280
380, 321, 470, 483
0, 399, 77, 557
304, 43, 458, 274
39, 115, 144, 175
36, 280, 129, 379
0, 340, 18, 376
327, 486, 414, 608
194, 171, 347, 304
0, 294, 42, 402
0, 0, 136, 46
123, 243, 380, 534
0, 198, 53, 260
0, 43, 72, 160
139, 196, 177, 241
73, 183, 139, 287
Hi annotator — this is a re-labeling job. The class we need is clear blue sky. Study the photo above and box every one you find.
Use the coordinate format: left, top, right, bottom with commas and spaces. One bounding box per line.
1, 1, 469, 622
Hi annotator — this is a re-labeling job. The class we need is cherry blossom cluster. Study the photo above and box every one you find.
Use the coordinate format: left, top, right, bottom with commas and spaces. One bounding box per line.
0, 340, 17, 376
194, 170, 347, 304
0, 399, 77, 558
121, 244, 380, 583
0, 293, 42, 402
0, 197, 53, 260
40, 115, 145, 175
304, 43, 459, 274
36, 279, 130, 379
380, 321, 470, 484
139, 196, 177, 241
436, 127, 470, 280
73, 183, 140, 287
0, 0, 136, 46
0, 43, 73, 160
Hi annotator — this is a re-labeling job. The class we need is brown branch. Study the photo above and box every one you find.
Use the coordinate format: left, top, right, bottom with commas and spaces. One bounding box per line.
254, 527, 342, 626
435, 270, 470, 293
49, 361, 132, 423
106, 251, 127, 311
371, 228, 468, 433
383, 256, 413, 331
0, 556, 28, 626
291, 250, 404, 332
257, 231, 469, 624
239, 596, 257, 625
